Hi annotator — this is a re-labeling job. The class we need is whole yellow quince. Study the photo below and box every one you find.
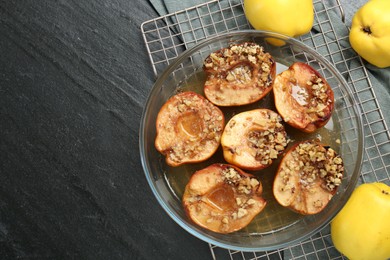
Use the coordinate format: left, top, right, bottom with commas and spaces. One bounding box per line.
244, 0, 314, 46
331, 182, 390, 260
349, 0, 390, 68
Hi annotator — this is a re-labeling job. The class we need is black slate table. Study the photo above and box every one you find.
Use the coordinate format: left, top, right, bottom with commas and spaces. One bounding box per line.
1, 0, 368, 259
0, 1, 212, 259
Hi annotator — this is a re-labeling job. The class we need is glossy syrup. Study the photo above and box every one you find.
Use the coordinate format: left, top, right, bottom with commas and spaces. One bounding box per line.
162, 64, 342, 234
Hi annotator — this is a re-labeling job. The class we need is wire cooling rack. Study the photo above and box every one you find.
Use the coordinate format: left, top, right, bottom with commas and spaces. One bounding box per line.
141, 0, 390, 259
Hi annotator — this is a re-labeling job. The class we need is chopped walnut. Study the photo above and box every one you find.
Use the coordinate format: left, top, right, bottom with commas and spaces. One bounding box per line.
289, 141, 344, 192
237, 208, 248, 219
305, 74, 333, 118
247, 113, 289, 164
221, 166, 260, 196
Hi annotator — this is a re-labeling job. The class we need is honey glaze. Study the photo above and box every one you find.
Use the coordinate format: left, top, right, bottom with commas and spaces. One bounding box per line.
163, 63, 342, 234
176, 111, 203, 138
205, 183, 236, 211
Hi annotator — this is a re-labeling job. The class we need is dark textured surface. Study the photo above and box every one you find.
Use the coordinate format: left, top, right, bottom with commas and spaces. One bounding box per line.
0, 0, 210, 259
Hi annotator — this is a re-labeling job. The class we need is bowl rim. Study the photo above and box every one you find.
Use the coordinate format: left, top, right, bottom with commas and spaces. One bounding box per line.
139, 30, 364, 251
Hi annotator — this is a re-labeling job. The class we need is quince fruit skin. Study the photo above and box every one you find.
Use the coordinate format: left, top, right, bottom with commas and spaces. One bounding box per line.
244, 0, 314, 46
330, 182, 390, 260
349, 0, 390, 68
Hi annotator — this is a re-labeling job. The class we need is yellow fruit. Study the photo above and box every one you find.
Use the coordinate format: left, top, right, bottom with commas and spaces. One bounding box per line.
244, 0, 314, 46
349, 0, 390, 68
330, 182, 390, 260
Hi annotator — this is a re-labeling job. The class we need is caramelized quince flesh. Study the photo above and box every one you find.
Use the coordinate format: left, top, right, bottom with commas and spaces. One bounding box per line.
183, 163, 266, 233
155, 91, 225, 167
273, 62, 334, 133
221, 109, 288, 171
273, 140, 344, 215
203, 42, 276, 106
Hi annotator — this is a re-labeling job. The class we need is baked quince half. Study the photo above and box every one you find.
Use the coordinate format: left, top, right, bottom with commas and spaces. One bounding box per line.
221, 109, 288, 171
183, 163, 266, 233
273, 140, 344, 215
273, 62, 334, 133
155, 91, 224, 167
203, 42, 276, 106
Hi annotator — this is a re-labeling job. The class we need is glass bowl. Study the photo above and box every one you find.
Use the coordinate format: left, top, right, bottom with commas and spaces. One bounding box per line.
139, 30, 363, 251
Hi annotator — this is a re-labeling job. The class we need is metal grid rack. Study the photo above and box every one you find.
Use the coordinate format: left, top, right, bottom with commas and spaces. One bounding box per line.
141, 0, 390, 259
